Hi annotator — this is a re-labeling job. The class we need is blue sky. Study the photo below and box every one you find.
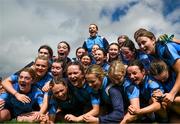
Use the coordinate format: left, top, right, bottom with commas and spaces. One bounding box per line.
0, 0, 180, 78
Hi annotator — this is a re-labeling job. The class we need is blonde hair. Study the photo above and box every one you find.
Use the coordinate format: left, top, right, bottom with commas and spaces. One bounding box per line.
108, 60, 126, 79
35, 56, 49, 63
86, 64, 105, 80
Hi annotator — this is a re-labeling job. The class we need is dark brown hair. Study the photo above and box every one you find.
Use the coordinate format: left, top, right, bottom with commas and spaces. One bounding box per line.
38, 45, 53, 58
149, 59, 168, 76
58, 41, 71, 52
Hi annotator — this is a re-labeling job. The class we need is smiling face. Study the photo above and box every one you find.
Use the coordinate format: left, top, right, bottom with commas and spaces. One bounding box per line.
136, 36, 156, 55
110, 71, 125, 85
85, 73, 102, 91
57, 42, 69, 60
81, 55, 91, 66
51, 62, 62, 77
127, 65, 145, 85
108, 61, 126, 85
34, 59, 48, 77
38, 48, 50, 59
89, 24, 98, 37
67, 65, 84, 87
121, 47, 135, 61
108, 44, 119, 60
18, 71, 32, 93
76, 48, 86, 59
94, 49, 106, 65
52, 83, 68, 101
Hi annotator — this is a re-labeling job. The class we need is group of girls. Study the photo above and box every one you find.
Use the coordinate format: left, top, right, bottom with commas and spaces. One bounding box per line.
0, 26, 179, 123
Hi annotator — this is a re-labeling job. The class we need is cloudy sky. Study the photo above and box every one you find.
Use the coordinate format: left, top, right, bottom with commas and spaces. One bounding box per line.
0, 0, 180, 78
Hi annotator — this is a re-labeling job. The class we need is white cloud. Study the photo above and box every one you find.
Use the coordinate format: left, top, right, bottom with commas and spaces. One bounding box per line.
0, 0, 179, 78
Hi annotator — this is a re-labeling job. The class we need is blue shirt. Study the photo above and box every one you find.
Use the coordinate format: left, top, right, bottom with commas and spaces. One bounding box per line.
0, 92, 8, 100
123, 78, 139, 100
101, 62, 110, 72
1, 83, 43, 117
138, 75, 164, 107
83, 34, 109, 53
122, 78, 139, 110
162, 70, 176, 93
155, 41, 180, 67
34, 72, 52, 91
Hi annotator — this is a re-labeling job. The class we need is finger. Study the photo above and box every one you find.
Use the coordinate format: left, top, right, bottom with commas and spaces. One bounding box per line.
64, 115, 69, 120
42, 87, 48, 92
128, 109, 132, 113
162, 102, 167, 109
128, 110, 134, 115
44, 87, 49, 92
129, 105, 134, 110
34, 114, 38, 120
128, 108, 133, 114
25, 96, 31, 102
42, 88, 45, 92
83, 116, 87, 120
42, 116, 47, 122
20, 99, 26, 104
128, 108, 134, 113
167, 100, 172, 105
162, 101, 167, 105
20, 95, 30, 103
0, 100, 5, 104
162, 105, 166, 110
66, 117, 70, 121
84, 119, 89, 122
23, 98, 31, 103
0, 106, 4, 110
163, 96, 169, 102
164, 98, 171, 103
23, 96, 31, 103
0, 102, 5, 108
35, 113, 41, 120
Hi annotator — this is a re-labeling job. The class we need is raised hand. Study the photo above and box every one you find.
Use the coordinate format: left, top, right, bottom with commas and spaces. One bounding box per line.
42, 81, 51, 92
